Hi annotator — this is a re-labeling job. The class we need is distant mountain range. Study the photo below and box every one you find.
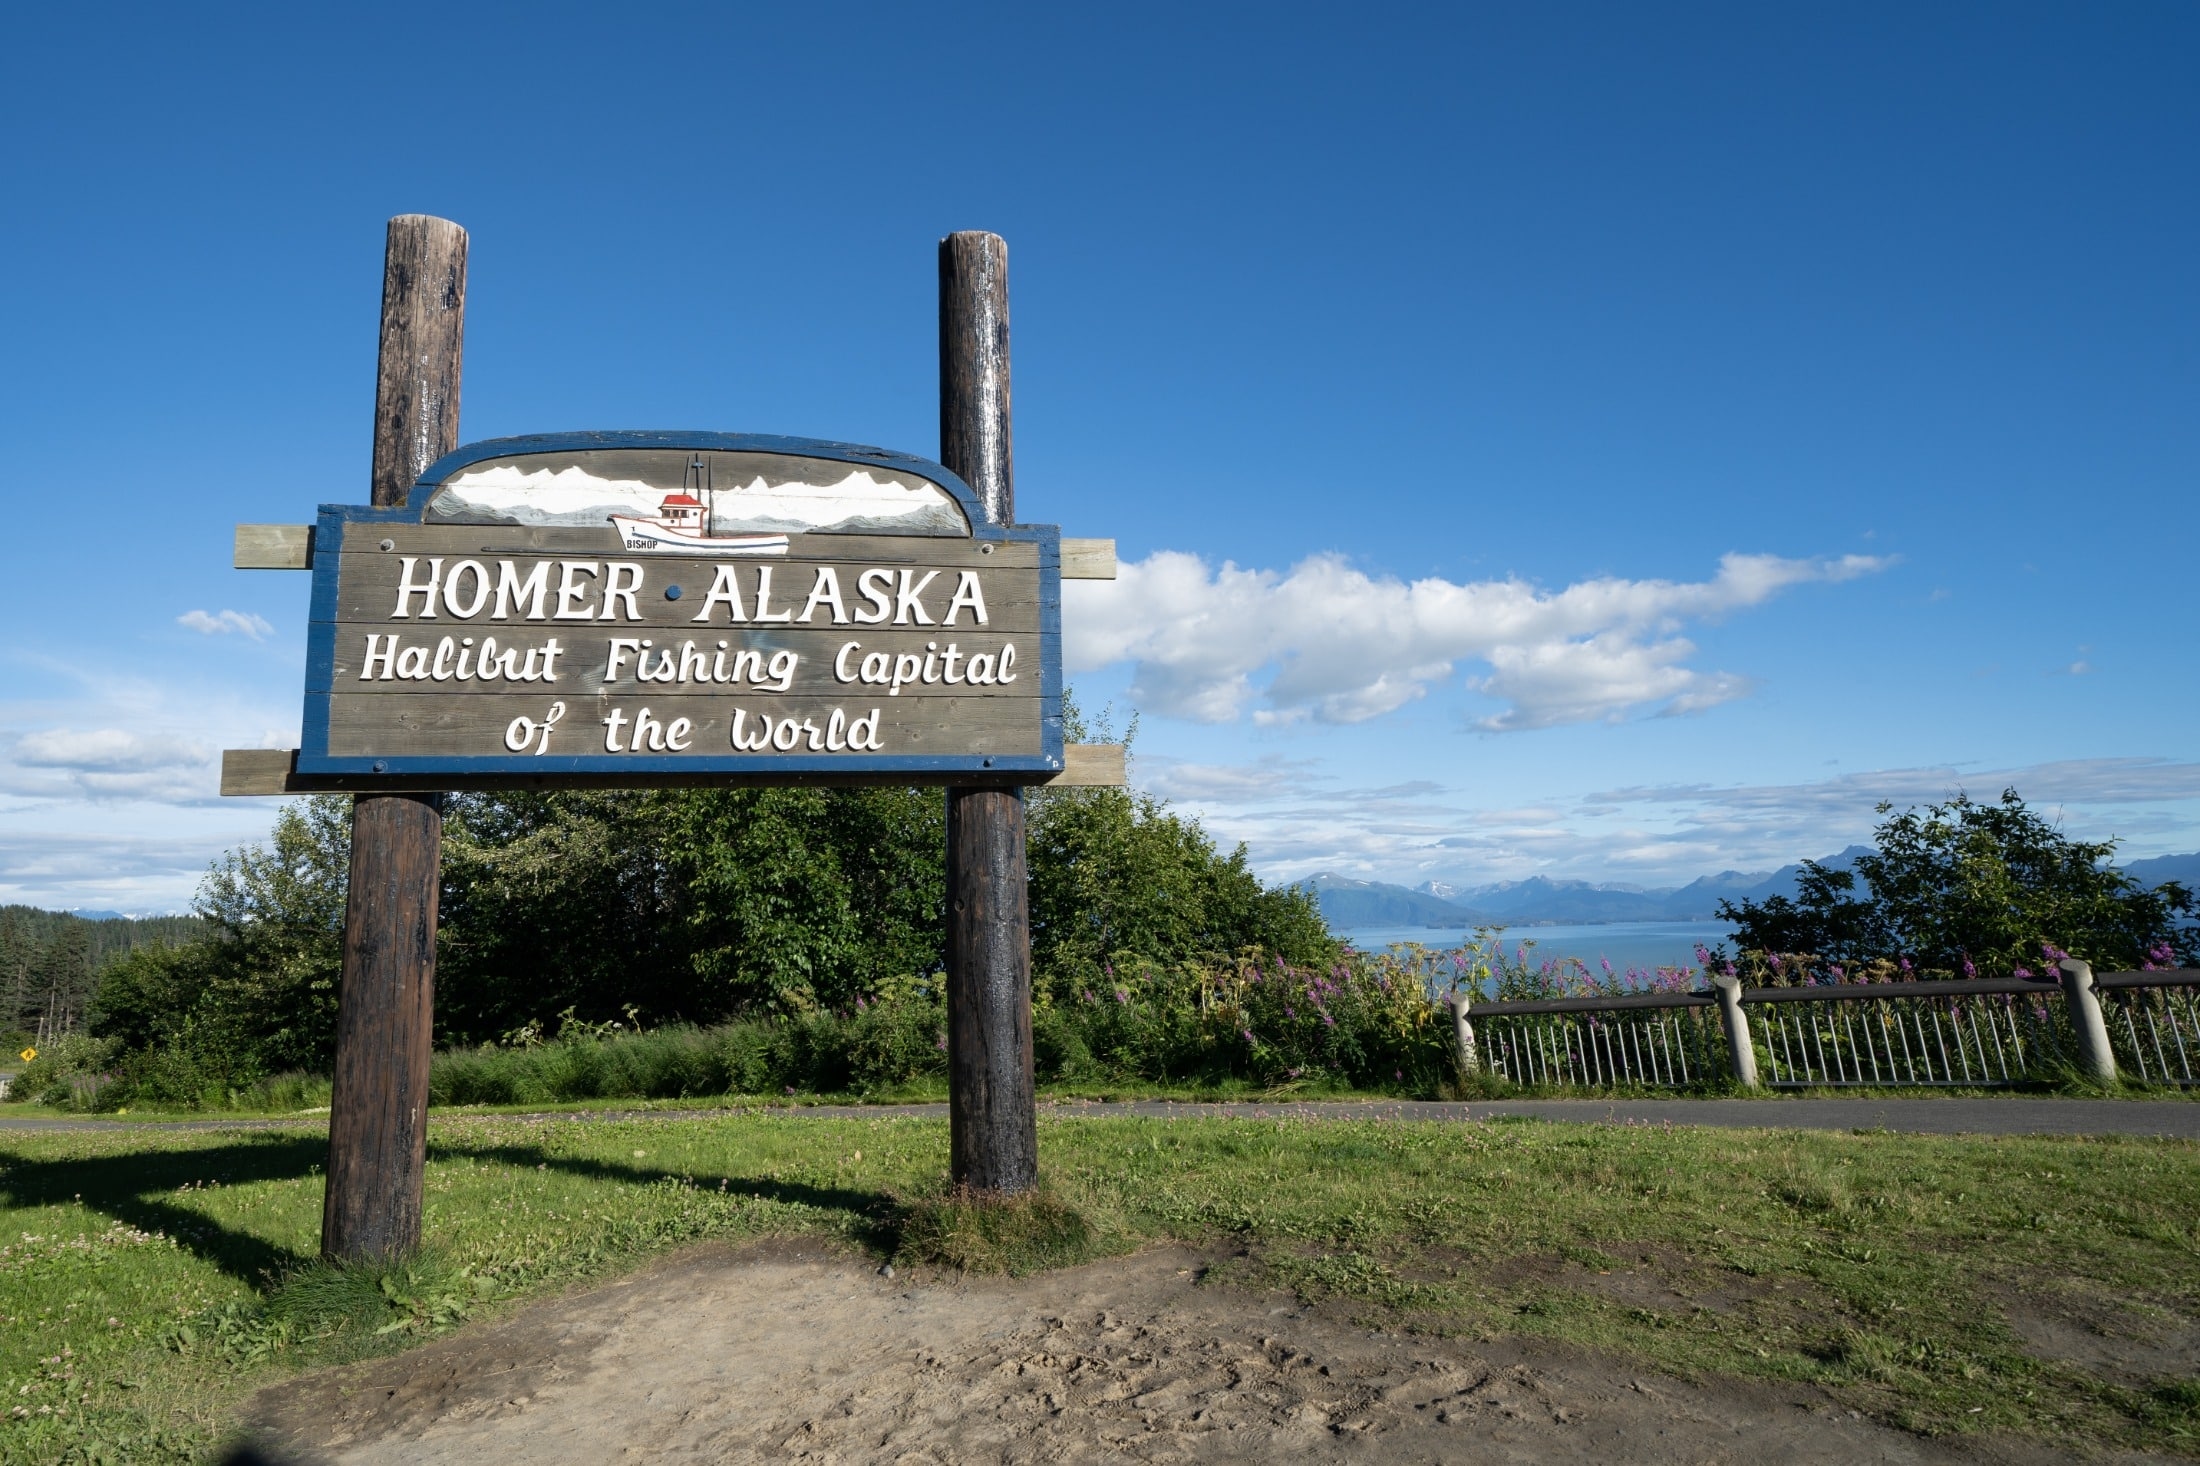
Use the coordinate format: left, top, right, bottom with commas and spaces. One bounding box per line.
1303, 847, 2199, 929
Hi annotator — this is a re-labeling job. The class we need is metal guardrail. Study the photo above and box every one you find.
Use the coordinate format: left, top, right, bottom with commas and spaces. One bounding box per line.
1456, 967, 2200, 1091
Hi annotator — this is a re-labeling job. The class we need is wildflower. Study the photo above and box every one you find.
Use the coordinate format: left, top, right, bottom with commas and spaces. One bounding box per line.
1769, 954, 1783, 973
2013, 966, 2032, 979
1241, 1029, 1255, 1044
1961, 954, 1977, 980
1900, 956, 1913, 974
1601, 957, 1614, 975
1394, 1069, 1403, 1081
1285, 1006, 1296, 1019
1114, 988, 1129, 1004
1829, 964, 1845, 983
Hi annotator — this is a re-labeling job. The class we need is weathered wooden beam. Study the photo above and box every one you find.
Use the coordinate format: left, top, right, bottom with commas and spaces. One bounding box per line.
323, 214, 466, 1263
939, 230, 1039, 1195
234, 524, 314, 569
220, 749, 298, 795
1048, 743, 1127, 787
1060, 537, 1116, 579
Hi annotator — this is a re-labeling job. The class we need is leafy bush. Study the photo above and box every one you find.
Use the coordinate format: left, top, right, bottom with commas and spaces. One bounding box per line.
1717, 790, 2197, 977
421, 946, 1463, 1107
6, 1032, 120, 1106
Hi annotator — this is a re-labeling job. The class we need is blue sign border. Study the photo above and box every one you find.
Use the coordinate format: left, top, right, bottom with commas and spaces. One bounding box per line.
296, 432, 1064, 786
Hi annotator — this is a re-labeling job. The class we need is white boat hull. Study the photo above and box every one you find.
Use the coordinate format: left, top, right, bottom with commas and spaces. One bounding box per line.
608, 516, 788, 556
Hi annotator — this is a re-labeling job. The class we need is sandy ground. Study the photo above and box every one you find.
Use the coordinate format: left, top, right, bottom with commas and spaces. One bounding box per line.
229, 1241, 2163, 1466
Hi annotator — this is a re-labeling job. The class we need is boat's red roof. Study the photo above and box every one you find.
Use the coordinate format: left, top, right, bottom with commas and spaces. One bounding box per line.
661, 493, 704, 506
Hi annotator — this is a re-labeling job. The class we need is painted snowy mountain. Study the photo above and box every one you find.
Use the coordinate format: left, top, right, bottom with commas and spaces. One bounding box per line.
425, 462, 970, 536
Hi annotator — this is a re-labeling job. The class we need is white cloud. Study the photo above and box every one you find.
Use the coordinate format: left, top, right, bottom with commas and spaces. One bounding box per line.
6, 728, 216, 803
1065, 550, 1888, 730
1122, 753, 2200, 892
178, 608, 274, 639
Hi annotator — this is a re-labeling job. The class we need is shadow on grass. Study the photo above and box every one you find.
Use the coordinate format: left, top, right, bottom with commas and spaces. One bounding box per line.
440, 1139, 907, 1247
0, 1131, 918, 1291
0, 1134, 327, 1286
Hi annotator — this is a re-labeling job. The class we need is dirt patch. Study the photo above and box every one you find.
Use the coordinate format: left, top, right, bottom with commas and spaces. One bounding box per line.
1995, 1281, 2200, 1386
1473, 1243, 1802, 1319
238, 1241, 2139, 1465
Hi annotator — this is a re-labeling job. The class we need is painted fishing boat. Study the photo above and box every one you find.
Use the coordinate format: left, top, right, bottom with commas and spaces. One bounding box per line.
607, 455, 789, 555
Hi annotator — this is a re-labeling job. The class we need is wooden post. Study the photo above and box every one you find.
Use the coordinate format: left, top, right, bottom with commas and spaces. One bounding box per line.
939, 231, 1038, 1194
322, 215, 467, 1261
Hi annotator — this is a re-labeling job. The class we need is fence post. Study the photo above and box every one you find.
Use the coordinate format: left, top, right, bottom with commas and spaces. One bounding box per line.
2056, 959, 2118, 1084
1447, 994, 1476, 1077
1710, 975, 1759, 1088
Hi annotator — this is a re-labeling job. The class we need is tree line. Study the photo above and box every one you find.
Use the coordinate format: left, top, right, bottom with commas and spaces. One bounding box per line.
84, 776, 1336, 1090
0, 907, 209, 1045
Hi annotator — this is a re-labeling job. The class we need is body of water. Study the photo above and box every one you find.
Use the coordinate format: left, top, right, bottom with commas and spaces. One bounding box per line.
1339, 919, 1735, 977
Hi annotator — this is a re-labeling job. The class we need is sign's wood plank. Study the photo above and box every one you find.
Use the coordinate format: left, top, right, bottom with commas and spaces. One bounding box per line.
324, 691, 1043, 758
313, 624, 1045, 697
325, 559, 1046, 629
235, 524, 314, 569
1060, 538, 1116, 579
222, 748, 1068, 793
1047, 742, 1126, 786
338, 524, 1039, 569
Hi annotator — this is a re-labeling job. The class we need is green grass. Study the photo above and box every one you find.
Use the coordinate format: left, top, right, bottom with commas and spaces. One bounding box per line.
1, 1113, 2196, 1462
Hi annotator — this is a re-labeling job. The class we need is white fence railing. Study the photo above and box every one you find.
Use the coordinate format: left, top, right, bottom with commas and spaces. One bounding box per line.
1453, 963, 2200, 1091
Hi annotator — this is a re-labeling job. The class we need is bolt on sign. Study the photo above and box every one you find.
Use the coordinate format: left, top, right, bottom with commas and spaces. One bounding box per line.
226, 431, 1122, 792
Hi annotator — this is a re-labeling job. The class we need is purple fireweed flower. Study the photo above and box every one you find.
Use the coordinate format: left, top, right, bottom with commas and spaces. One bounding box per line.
1694, 944, 1712, 966
1722, 961, 1738, 979
1322, 1012, 1335, 1027
1961, 955, 1977, 980
1285, 1006, 1297, 1019
1900, 957, 1913, 974
1601, 957, 1614, 975
1394, 1069, 1403, 1081
1829, 965, 1845, 983
1082, 989, 1095, 1004
2013, 966, 2032, 979
1769, 953, 1784, 972
1242, 1028, 1255, 1044
1114, 988, 1129, 1004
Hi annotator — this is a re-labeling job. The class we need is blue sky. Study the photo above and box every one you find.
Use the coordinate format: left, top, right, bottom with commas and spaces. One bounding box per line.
2, 3, 2195, 910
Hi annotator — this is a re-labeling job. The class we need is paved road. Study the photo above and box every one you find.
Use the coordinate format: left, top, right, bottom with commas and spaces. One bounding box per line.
2, 1096, 2194, 1140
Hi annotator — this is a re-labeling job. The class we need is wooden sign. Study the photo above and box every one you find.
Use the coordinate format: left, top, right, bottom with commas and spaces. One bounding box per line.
259, 431, 1095, 789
